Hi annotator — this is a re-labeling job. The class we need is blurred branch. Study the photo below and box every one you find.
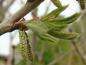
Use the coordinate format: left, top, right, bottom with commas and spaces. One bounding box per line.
44, 1, 51, 16
76, 0, 85, 10
0, 0, 44, 36
0, 0, 14, 23
0, 0, 5, 22
11, 46, 16, 65
38, 47, 45, 62
31, 7, 38, 59
71, 40, 86, 64
69, 28, 86, 65
4, 0, 14, 12
31, 8, 38, 19
67, 53, 72, 65
28, 0, 35, 2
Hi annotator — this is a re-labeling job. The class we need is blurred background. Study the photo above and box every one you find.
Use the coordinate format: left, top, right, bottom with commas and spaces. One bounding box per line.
0, 0, 86, 65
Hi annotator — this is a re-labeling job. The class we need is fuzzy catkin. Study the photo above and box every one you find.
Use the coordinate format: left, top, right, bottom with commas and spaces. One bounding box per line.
19, 30, 33, 61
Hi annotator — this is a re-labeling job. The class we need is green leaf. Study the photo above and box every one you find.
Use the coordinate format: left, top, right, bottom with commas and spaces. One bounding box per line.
46, 13, 80, 24
44, 21, 67, 31
41, 13, 80, 31
19, 30, 33, 61
48, 31, 78, 40
56, 13, 80, 24
30, 6, 79, 33
42, 5, 68, 21
51, 0, 62, 8
27, 22, 57, 42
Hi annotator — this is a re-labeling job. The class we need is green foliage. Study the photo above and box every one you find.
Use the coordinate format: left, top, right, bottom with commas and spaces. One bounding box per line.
17, 59, 27, 65
17, 0, 82, 65
42, 5, 68, 21
48, 31, 78, 40
48, 13, 80, 24
27, 21, 57, 42
27, 9, 80, 40
57, 39, 72, 53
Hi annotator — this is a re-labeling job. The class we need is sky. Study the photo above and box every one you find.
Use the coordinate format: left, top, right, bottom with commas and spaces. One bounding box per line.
0, 0, 80, 56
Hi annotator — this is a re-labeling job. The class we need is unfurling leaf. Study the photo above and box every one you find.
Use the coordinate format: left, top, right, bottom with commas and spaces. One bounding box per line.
26, 5, 79, 42
42, 13, 80, 31
48, 31, 79, 40
47, 13, 80, 24
51, 0, 62, 8
42, 6, 68, 21
27, 22, 57, 42
44, 22, 67, 31
19, 30, 33, 61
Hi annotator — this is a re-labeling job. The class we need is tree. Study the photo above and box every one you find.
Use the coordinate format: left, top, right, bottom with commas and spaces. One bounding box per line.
0, 0, 86, 65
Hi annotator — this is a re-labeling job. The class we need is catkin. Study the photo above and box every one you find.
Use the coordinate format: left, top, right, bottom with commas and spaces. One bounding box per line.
19, 30, 33, 61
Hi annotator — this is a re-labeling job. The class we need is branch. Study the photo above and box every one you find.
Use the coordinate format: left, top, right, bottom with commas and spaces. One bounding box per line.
69, 28, 86, 65
31, 8, 38, 59
0, 0, 44, 35
76, 0, 85, 10
71, 40, 86, 65
0, 0, 15, 23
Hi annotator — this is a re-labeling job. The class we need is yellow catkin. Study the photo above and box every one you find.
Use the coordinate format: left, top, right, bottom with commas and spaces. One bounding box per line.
19, 30, 33, 61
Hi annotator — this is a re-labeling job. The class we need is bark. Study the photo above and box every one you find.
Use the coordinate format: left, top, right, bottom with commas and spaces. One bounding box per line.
0, 0, 44, 36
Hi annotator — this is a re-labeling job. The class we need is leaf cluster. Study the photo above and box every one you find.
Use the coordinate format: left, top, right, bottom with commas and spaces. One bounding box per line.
17, 0, 81, 65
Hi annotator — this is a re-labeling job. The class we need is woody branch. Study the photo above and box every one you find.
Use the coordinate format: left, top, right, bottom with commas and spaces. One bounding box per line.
0, 0, 44, 36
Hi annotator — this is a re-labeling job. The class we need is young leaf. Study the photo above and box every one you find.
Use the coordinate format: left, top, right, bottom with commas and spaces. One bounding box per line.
19, 30, 33, 61
48, 31, 78, 40
51, 0, 62, 8
44, 21, 67, 31
42, 13, 80, 31
27, 22, 57, 42
45, 13, 80, 24
42, 5, 68, 21
55, 13, 80, 24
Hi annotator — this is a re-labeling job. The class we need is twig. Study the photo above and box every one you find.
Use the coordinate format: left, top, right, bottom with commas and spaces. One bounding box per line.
76, 0, 85, 10
69, 28, 86, 65
71, 40, 86, 65
0, 0, 44, 35
31, 7, 38, 60
11, 46, 16, 65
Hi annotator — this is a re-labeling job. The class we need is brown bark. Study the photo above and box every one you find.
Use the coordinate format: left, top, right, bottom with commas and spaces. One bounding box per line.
0, 0, 44, 36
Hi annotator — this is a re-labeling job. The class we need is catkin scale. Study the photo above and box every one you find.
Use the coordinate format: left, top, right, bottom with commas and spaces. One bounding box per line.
19, 30, 33, 61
